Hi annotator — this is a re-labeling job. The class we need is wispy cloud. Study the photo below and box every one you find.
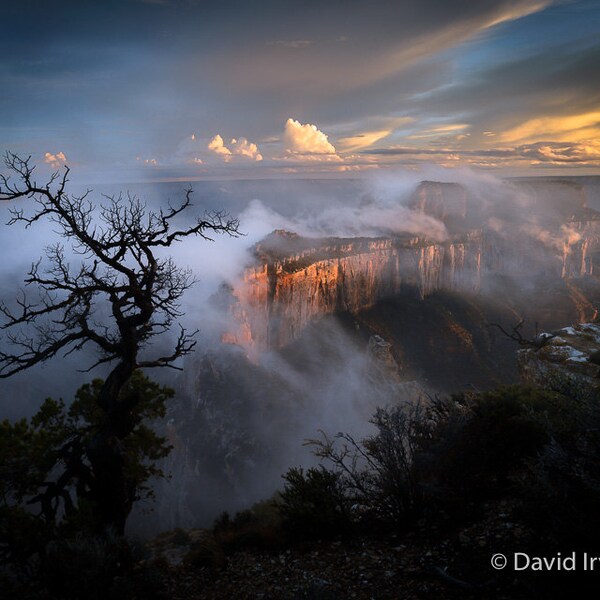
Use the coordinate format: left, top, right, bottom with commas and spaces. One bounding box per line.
134, 0, 168, 5
337, 130, 392, 152
500, 111, 600, 144
266, 40, 313, 48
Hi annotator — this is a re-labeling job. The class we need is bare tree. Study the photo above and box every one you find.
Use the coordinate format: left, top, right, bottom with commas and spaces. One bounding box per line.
487, 318, 555, 349
0, 152, 240, 533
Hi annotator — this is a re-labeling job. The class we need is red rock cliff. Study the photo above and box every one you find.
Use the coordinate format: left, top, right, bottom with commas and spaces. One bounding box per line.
224, 182, 600, 354
225, 232, 489, 353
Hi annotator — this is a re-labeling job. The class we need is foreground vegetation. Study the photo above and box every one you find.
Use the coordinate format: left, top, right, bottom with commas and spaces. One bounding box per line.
0, 153, 239, 536
2, 382, 600, 599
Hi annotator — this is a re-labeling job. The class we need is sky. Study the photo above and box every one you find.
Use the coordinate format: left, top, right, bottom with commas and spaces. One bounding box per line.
1, 0, 599, 182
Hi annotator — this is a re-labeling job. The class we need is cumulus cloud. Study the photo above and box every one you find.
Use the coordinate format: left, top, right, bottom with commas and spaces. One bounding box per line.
277, 118, 345, 165
229, 137, 263, 160
284, 118, 337, 155
208, 134, 262, 161
43, 151, 67, 169
208, 134, 233, 161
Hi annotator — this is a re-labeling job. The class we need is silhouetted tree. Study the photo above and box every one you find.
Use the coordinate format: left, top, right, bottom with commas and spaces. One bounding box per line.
0, 371, 173, 566
0, 152, 240, 533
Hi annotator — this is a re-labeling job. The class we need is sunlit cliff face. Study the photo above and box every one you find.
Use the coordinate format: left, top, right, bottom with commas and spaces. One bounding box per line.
218, 180, 600, 355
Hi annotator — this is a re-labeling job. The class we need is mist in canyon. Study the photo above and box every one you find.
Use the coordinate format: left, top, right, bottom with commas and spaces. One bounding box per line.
1, 169, 600, 535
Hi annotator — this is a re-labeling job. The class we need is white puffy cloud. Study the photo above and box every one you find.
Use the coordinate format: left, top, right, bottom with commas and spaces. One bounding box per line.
229, 137, 263, 161
284, 118, 337, 155
208, 134, 233, 161
208, 134, 262, 161
44, 151, 67, 168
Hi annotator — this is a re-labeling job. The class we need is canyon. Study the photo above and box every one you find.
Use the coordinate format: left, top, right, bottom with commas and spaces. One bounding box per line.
223, 180, 600, 356
148, 178, 600, 533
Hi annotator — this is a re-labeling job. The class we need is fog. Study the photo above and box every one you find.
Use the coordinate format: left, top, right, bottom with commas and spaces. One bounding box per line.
1, 169, 599, 534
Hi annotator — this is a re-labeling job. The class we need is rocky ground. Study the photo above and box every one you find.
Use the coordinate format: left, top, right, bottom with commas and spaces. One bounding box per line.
147, 501, 537, 600
518, 322, 600, 396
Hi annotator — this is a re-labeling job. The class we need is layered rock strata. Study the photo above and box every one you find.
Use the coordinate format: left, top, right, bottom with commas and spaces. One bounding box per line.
224, 181, 600, 354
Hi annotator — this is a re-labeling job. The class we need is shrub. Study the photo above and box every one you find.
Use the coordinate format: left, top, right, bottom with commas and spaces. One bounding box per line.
278, 466, 351, 541
303, 387, 583, 528
423, 387, 561, 499
308, 401, 432, 527
211, 497, 283, 553
514, 387, 600, 549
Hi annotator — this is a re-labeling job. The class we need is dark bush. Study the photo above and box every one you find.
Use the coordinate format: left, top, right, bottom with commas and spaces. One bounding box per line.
514, 386, 600, 549
307, 401, 433, 527
278, 466, 352, 541
211, 498, 283, 553
423, 386, 562, 499
303, 387, 590, 529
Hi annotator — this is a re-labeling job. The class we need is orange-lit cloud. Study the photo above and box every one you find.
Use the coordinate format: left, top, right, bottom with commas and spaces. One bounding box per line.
519, 140, 600, 164
484, 1, 550, 28
362, 136, 600, 171
44, 151, 67, 168
337, 130, 392, 152
284, 118, 337, 155
208, 134, 262, 161
229, 137, 263, 160
208, 134, 233, 161
406, 123, 469, 140
500, 111, 600, 144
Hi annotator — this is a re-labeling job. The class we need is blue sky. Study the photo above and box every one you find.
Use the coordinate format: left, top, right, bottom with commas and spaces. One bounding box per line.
1, 0, 599, 182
